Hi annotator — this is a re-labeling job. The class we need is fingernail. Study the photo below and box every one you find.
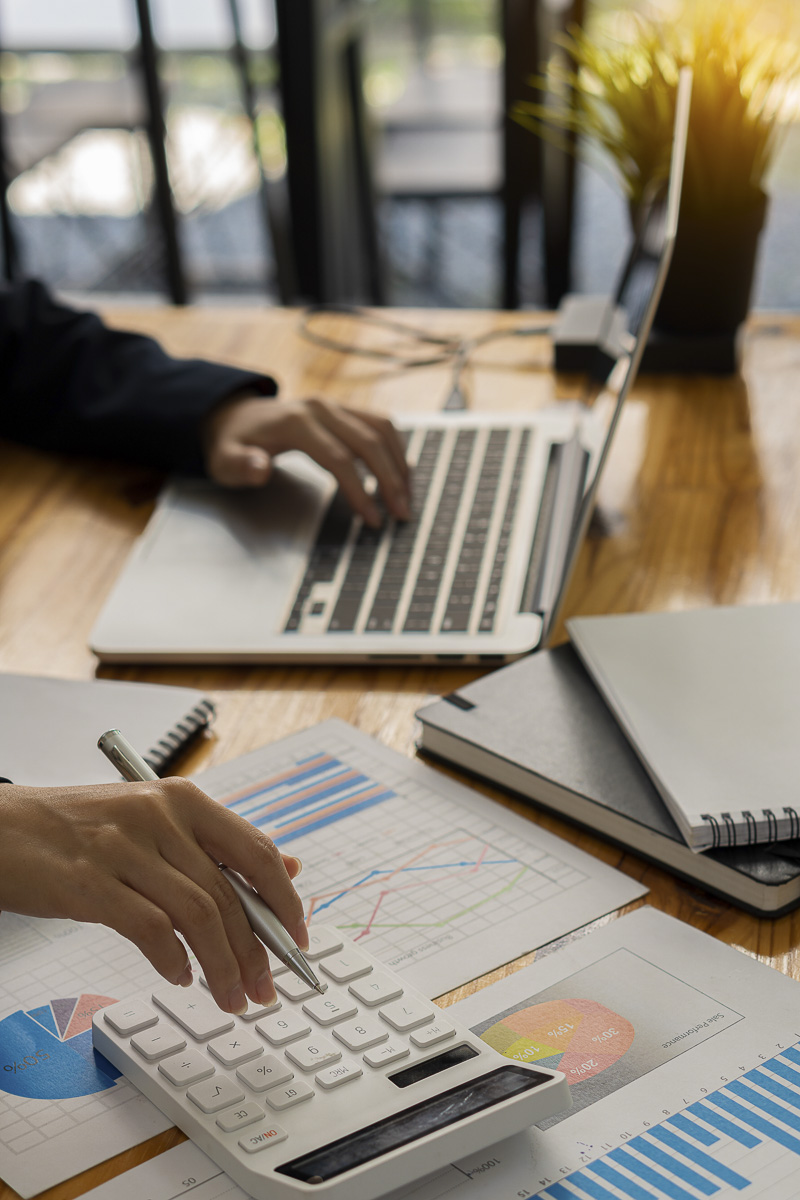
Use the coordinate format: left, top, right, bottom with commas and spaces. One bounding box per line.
288, 855, 303, 876
295, 920, 310, 951
227, 983, 247, 1015
177, 964, 193, 988
256, 970, 277, 1007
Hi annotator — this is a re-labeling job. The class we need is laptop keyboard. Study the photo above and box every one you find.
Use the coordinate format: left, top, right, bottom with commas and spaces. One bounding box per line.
285, 427, 531, 638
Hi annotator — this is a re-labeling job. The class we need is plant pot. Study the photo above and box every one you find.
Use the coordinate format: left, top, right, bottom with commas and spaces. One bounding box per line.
653, 191, 768, 336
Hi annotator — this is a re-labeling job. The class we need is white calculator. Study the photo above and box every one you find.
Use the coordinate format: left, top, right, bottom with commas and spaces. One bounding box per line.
93, 927, 569, 1200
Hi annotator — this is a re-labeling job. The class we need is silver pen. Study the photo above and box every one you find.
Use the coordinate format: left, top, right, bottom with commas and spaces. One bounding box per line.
97, 728, 323, 996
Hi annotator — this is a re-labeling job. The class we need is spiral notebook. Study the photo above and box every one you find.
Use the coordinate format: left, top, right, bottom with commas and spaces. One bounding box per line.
0, 673, 214, 787
567, 603, 800, 852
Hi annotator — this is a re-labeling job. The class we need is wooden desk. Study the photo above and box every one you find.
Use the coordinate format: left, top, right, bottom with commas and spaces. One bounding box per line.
2, 308, 800, 1200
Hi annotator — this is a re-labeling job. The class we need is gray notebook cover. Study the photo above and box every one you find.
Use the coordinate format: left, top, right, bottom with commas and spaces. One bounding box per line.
416, 644, 800, 913
0, 674, 214, 787
567, 604, 800, 850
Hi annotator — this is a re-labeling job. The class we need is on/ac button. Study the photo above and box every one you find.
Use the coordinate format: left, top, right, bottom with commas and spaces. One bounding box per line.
239, 1123, 288, 1153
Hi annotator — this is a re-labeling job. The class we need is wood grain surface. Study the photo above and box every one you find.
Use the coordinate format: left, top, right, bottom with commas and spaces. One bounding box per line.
2, 307, 800, 1200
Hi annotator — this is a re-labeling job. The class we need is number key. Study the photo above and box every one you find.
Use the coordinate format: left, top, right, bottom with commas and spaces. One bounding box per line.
256, 1011, 311, 1046
302, 991, 358, 1027
320, 951, 373, 984
305, 926, 345, 960
276, 975, 327, 1002
348, 972, 403, 1007
380, 997, 435, 1032
332, 1017, 388, 1052
286, 1037, 341, 1072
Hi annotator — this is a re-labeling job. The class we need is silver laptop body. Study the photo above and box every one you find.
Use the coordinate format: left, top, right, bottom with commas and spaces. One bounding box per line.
91, 73, 690, 665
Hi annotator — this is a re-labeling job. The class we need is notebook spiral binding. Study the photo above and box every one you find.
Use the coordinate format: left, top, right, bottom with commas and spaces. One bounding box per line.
702, 806, 800, 849
143, 699, 216, 775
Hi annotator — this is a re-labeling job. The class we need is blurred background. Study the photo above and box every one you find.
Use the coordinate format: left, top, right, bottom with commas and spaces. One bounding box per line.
1, 0, 798, 310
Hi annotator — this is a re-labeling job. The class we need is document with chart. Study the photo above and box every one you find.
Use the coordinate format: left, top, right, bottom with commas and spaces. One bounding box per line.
82, 906, 800, 1200
0, 719, 642, 1196
193, 719, 646, 997
396, 907, 800, 1200
0, 912, 172, 1196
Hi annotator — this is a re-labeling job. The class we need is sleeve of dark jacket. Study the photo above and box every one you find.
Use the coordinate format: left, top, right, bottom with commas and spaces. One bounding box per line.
0, 279, 278, 474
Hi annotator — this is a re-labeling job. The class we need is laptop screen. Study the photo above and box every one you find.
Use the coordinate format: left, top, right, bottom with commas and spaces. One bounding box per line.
544, 66, 692, 639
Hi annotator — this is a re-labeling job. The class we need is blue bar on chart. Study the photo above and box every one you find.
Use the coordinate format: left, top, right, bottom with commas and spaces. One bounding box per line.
667, 1112, 718, 1146
221, 751, 397, 844
539, 1043, 800, 1200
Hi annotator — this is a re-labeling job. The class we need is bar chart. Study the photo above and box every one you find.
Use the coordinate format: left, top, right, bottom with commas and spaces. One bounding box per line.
538, 1044, 800, 1197
222, 751, 395, 845
200, 721, 645, 996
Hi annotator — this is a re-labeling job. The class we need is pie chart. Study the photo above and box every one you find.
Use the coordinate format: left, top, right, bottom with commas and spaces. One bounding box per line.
480, 998, 634, 1084
0, 994, 121, 1100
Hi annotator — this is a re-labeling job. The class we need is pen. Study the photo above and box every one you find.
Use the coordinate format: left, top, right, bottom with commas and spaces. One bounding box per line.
97, 728, 324, 997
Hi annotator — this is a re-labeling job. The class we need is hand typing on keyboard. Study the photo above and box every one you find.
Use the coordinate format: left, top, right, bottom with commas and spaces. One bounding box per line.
0, 777, 304, 1014
203, 396, 411, 527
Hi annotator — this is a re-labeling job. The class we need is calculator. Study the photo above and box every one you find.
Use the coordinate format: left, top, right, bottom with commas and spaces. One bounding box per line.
93, 927, 569, 1200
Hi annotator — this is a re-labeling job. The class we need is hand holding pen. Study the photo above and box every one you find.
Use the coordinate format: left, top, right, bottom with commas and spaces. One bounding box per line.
0, 736, 312, 1017
98, 729, 322, 1000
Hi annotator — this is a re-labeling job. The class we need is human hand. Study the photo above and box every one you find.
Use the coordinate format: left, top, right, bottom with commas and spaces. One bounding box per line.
0, 779, 304, 1014
203, 395, 411, 526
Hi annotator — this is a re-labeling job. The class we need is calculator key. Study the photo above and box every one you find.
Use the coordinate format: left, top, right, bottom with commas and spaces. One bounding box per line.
103, 999, 158, 1036
200, 976, 279, 1021
363, 1042, 410, 1068
302, 992, 358, 1027
265, 1080, 314, 1110
217, 1101, 265, 1133
348, 972, 403, 1007
152, 986, 234, 1040
332, 1017, 389, 1052
239, 1122, 288, 1152
315, 1061, 363, 1090
256, 1011, 311, 1046
237, 1055, 293, 1092
380, 998, 436, 1032
158, 1048, 216, 1087
410, 1021, 456, 1049
320, 950, 373, 983
306, 926, 345, 960
286, 1037, 341, 1072
208, 1029, 263, 1068
276, 974, 327, 1002
187, 1075, 245, 1114
270, 961, 289, 977
131, 1025, 186, 1062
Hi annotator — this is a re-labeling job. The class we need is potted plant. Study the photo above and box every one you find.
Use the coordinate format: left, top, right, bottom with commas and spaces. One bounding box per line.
514, 1, 800, 336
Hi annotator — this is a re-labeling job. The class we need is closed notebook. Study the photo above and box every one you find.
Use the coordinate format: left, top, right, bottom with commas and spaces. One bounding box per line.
0, 674, 214, 787
415, 643, 800, 916
567, 603, 800, 852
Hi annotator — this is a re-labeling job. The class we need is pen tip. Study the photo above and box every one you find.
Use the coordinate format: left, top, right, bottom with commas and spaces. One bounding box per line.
315, 983, 325, 995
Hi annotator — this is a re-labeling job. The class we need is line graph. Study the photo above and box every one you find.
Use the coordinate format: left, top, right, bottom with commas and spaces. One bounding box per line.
204, 723, 643, 994
306, 835, 525, 941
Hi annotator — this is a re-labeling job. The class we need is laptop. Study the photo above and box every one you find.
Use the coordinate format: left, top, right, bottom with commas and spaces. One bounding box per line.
90, 72, 691, 665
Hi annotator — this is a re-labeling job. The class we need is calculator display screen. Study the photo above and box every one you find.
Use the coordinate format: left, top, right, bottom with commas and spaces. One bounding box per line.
277, 1064, 552, 1183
